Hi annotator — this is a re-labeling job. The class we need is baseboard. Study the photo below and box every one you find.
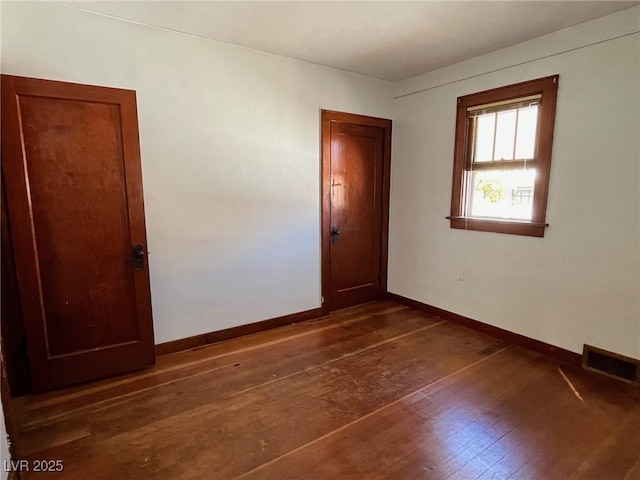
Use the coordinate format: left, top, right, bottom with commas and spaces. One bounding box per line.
155, 307, 324, 356
156, 295, 582, 367
386, 292, 582, 367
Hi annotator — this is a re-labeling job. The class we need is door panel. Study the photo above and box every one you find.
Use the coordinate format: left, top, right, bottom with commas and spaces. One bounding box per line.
329, 123, 383, 309
322, 111, 392, 312
1, 75, 155, 391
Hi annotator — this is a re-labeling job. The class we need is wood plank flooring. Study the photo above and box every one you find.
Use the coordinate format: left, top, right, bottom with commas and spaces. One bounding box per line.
10, 302, 640, 479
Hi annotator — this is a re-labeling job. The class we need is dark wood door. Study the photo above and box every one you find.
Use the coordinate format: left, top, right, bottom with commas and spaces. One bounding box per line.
321, 110, 392, 312
1, 75, 155, 392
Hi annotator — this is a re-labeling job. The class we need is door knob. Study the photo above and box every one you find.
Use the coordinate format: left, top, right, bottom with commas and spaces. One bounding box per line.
331, 226, 341, 244
133, 244, 145, 270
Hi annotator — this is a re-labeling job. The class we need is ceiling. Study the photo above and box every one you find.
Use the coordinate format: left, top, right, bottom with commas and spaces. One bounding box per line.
59, 1, 639, 82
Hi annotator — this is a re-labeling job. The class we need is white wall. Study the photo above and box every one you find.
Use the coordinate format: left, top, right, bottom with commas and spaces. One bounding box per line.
389, 7, 640, 358
1, 2, 392, 343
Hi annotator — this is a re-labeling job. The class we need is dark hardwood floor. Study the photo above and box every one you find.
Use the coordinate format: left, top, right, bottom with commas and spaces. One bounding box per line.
10, 302, 640, 479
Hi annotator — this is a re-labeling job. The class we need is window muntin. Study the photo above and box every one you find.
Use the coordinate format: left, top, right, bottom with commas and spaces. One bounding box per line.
470, 102, 539, 163
449, 75, 559, 237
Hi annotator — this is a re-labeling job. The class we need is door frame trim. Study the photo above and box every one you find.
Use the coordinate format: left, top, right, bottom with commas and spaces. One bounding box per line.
320, 110, 392, 314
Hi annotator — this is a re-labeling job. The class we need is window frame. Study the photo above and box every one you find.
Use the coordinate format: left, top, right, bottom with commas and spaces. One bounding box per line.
449, 75, 559, 237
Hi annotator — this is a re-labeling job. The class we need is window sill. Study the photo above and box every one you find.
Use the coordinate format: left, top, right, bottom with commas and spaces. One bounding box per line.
447, 216, 548, 237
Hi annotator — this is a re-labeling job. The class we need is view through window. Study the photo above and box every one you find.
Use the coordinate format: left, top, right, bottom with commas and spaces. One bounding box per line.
468, 101, 538, 221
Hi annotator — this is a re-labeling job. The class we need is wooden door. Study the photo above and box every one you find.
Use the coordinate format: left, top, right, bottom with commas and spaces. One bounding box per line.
1, 75, 155, 392
321, 110, 392, 312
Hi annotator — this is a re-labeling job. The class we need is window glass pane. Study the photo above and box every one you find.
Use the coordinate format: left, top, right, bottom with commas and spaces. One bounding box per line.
494, 109, 517, 160
515, 105, 538, 159
469, 169, 536, 220
474, 113, 495, 162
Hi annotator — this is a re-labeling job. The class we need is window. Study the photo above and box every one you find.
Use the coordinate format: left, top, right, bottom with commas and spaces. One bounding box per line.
449, 75, 559, 237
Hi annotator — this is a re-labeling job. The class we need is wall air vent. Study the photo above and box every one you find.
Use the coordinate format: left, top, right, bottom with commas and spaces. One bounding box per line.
583, 345, 639, 384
